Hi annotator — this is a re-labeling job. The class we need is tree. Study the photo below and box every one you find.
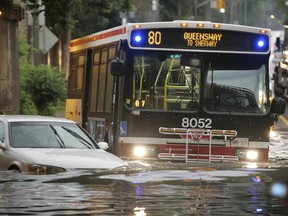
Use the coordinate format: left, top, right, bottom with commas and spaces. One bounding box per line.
19, 34, 66, 115
71, 0, 135, 38
24, 0, 134, 73
22, 65, 66, 115
274, 0, 288, 25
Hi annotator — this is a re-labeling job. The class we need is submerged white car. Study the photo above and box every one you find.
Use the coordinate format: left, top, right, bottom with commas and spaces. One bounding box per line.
0, 115, 127, 174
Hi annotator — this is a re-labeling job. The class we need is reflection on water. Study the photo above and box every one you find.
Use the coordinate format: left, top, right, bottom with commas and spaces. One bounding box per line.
0, 163, 288, 215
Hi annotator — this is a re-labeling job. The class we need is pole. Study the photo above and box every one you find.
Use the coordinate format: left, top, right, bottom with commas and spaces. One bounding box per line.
113, 76, 120, 156
0, 3, 22, 114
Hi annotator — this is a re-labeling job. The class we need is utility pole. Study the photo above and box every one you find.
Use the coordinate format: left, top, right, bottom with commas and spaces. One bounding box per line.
0, 3, 22, 114
152, 0, 159, 21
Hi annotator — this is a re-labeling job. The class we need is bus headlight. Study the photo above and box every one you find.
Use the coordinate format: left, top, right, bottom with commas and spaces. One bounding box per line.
236, 150, 259, 161
133, 146, 146, 157
132, 145, 157, 158
246, 150, 258, 160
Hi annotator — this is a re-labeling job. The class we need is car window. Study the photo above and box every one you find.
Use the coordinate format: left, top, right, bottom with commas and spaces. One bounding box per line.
11, 124, 61, 148
10, 122, 97, 149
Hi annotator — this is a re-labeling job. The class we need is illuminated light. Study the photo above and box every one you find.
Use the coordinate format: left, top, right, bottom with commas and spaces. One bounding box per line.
269, 130, 276, 138
259, 29, 267, 34
0, 11, 2, 16
245, 162, 258, 169
220, 8, 225, 13
133, 146, 146, 157
134, 99, 146, 108
257, 40, 264, 47
246, 151, 258, 160
252, 175, 261, 183
213, 24, 221, 28
133, 24, 141, 29
134, 35, 142, 43
133, 207, 147, 216
180, 22, 188, 27
256, 209, 263, 213
271, 182, 288, 198
197, 23, 205, 27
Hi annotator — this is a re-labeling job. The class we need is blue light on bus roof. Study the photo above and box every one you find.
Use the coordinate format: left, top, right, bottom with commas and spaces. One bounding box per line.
134, 35, 142, 43
257, 40, 264, 47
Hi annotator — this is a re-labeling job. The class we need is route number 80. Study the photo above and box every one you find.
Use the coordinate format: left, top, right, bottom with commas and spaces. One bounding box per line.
148, 31, 161, 45
182, 117, 212, 129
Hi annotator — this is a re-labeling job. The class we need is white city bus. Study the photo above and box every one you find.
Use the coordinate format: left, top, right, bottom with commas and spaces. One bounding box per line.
66, 21, 285, 162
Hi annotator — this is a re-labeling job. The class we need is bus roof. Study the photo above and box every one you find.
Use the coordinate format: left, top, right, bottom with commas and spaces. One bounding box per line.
70, 21, 271, 53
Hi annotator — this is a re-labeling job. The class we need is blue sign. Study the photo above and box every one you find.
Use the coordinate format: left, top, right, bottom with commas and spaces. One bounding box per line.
120, 121, 127, 136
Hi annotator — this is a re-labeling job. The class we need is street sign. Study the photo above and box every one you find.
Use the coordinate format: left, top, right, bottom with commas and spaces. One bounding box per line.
38, 25, 58, 54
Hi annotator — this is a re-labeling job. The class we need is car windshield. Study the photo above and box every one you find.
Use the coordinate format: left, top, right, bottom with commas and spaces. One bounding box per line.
10, 122, 98, 149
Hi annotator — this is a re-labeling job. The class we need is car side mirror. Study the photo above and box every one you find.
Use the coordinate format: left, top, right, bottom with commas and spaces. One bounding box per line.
0, 140, 6, 151
271, 97, 286, 115
97, 141, 109, 150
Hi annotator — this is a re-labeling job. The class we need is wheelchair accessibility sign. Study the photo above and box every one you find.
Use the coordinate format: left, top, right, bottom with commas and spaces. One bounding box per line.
120, 121, 127, 136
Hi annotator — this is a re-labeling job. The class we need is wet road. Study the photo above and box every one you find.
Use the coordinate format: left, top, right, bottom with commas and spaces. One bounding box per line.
1, 113, 288, 215
1, 159, 288, 216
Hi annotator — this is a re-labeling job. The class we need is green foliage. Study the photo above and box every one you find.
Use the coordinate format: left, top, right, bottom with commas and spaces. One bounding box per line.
18, 34, 32, 68
21, 65, 66, 116
19, 32, 66, 116
23, 0, 134, 36
20, 89, 38, 115
274, 0, 288, 25
71, 0, 135, 38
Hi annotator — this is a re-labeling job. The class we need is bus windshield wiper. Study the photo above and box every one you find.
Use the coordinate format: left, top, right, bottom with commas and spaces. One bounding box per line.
168, 84, 195, 112
49, 124, 65, 148
212, 83, 235, 116
61, 126, 94, 149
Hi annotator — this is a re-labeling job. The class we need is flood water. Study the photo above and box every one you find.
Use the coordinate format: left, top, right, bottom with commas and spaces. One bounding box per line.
1, 161, 288, 216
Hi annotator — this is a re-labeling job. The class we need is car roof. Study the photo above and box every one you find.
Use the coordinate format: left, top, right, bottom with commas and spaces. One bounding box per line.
0, 115, 75, 123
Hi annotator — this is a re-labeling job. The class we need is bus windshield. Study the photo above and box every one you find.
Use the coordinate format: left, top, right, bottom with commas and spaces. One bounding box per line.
123, 51, 269, 114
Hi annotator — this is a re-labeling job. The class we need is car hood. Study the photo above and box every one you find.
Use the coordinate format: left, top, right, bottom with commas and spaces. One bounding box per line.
13, 148, 127, 170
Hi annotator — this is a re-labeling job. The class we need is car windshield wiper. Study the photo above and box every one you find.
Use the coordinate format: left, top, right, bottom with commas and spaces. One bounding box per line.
49, 124, 65, 148
61, 126, 94, 149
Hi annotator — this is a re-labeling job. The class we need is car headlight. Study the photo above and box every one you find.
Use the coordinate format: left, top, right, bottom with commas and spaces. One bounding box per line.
28, 164, 66, 175
112, 165, 129, 171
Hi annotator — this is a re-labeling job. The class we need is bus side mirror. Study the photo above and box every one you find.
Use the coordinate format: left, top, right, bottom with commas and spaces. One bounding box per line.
274, 65, 278, 73
111, 58, 125, 76
271, 97, 286, 115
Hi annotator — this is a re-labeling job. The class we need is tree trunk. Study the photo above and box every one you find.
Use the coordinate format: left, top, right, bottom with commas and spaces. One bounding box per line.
61, 30, 71, 79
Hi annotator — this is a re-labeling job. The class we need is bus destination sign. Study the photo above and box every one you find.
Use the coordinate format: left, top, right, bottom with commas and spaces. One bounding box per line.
129, 28, 269, 53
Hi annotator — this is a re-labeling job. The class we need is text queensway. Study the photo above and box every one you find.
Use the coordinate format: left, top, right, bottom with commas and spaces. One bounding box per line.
183, 32, 223, 47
